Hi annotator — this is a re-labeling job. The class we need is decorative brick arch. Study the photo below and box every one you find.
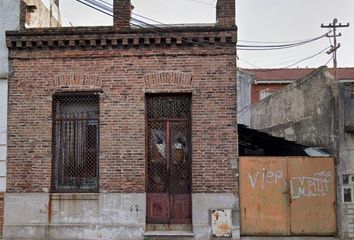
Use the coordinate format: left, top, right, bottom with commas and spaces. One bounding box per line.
53, 74, 102, 91
144, 72, 192, 89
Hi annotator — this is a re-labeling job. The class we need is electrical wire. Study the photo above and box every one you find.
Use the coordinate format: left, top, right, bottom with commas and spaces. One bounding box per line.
75, 0, 233, 48
94, 0, 217, 7
76, 0, 111, 16
237, 37, 328, 51
278, 46, 331, 69
184, 0, 216, 7
237, 55, 335, 118
74, 0, 330, 52
237, 34, 328, 49
75, 0, 158, 30
239, 46, 331, 71
238, 33, 332, 44
84, 0, 112, 12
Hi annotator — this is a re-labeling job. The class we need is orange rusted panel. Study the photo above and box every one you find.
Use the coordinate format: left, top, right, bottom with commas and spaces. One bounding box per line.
240, 157, 290, 235
289, 157, 336, 235
240, 156, 336, 236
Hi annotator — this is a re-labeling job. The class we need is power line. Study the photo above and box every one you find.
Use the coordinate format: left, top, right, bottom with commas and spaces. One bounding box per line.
239, 46, 331, 71
238, 37, 327, 44
280, 46, 331, 68
237, 55, 334, 118
184, 0, 216, 7
75, 0, 233, 48
237, 33, 328, 49
237, 34, 329, 51
75, 0, 155, 29
74, 0, 331, 53
85, 0, 329, 51
76, 0, 111, 16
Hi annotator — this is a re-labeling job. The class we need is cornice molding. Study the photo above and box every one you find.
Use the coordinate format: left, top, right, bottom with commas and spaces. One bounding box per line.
6, 27, 237, 50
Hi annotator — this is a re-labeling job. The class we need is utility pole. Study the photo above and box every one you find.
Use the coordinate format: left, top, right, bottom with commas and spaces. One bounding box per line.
321, 19, 349, 165
321, 18, 349, 81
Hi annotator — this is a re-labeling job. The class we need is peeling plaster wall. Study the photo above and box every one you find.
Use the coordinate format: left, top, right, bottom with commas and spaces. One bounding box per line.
23, 0, 61, 28
0, 0, 21, 196
0, 0, 21, 75
0, 0, 60, 192
192, 193, 240, 240
251, 68, 337, 153
4, 193, 239, 240
0, 80, 7, 192
237, 69, 254, 126
338, 83, 354, 239
4, 193, 146, 240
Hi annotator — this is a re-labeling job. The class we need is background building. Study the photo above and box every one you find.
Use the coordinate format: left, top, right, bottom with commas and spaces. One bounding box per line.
249, 67, 354, 239
237, 67, 354, 126
0, 0, 60, 234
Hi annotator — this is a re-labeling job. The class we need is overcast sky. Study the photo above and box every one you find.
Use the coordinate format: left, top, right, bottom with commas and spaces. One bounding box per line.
53, 0, 353, 69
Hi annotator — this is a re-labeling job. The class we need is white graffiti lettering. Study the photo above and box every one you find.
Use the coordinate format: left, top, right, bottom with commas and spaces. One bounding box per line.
247, 169, 333, 199
290, 171, 332, 199
248, 169, 285, 190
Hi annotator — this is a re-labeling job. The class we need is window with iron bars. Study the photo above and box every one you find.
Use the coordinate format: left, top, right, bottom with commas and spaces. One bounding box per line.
52, 93, 99, 192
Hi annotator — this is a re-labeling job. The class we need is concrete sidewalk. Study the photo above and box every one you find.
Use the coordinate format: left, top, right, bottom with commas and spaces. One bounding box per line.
241, 237, 337, 240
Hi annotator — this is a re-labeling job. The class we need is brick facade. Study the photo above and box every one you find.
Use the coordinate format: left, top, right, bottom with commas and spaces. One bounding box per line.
5, 1, 238, 238
113, 0, 131, 29
6, 28, 238, 194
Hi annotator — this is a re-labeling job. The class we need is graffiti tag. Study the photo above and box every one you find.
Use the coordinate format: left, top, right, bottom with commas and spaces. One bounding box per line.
290, 171, 332, 199
248, 169, 285, 190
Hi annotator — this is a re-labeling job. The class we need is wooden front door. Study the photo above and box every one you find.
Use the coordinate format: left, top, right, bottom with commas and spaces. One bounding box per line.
146, 95, 192, 225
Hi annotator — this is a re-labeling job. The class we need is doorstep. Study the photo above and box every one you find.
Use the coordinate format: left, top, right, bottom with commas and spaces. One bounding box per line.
241, 237, 337, 240
143, 231, 195, 237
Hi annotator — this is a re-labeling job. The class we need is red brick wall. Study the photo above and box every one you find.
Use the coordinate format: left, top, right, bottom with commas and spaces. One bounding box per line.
7, 41, 238, 194
113, 0, 131, 29
251, 83, 289, 104
216, 0, 236, 27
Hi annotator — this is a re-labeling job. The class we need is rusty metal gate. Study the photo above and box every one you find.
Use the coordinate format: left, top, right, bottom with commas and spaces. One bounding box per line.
240, 157, 336, 235
146, 94, 192, 224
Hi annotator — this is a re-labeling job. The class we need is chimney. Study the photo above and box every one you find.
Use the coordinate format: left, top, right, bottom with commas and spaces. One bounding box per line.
216, 0, 235, 27
113, 0, 132, 29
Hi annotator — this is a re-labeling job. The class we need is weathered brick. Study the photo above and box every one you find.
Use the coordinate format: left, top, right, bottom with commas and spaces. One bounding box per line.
6, 8, 238, 195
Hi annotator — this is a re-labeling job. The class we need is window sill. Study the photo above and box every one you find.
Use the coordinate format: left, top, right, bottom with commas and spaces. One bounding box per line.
50, 193, 99, 201
143, 231, 194, 237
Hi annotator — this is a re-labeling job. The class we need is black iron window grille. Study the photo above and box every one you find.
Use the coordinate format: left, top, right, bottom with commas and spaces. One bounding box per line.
52, 94, 99, 192
146, 94, 192, 194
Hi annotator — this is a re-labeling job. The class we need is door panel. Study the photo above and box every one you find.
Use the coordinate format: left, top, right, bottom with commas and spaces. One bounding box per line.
169, 121, 192, 224
240, 157, 289, 235
170, 194, 192, 224
147, 193, 170, 223
147, 121, 168, 194
289, 157, 336, 235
